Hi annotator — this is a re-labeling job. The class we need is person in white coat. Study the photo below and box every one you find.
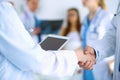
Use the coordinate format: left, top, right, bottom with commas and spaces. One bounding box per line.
81, 0, 113, 80
79, 1, 120, 80
20, 0, 41, 43
0, 1, 95, 80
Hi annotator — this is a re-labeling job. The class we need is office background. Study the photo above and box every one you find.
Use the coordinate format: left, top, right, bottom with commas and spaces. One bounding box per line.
9, 0, 119, 21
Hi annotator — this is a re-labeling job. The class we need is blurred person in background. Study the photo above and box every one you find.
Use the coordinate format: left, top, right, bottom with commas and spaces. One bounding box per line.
60, 8, 82, 80
81, 0, 113, 80
60, 8, 82, 50
20, 0, 41, 43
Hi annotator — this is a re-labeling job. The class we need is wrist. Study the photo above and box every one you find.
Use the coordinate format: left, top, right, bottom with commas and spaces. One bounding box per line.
86, 46, 96, 59
75, 50, 80, 61
75, 49, 85, 62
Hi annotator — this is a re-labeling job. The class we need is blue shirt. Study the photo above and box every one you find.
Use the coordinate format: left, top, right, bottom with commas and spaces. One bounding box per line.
82, 17, 91, 49
82, 17, 95, 80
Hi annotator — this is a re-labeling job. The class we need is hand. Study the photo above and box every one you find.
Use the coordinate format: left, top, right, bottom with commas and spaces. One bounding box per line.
75, 49, 87, 63
33, 27, 41, 35
75, 49, 95, 69
78, 46, 96, 70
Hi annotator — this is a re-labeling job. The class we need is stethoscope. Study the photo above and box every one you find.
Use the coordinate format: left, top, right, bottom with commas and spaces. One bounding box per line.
90, 8, 103, 34
88, 8, 105, 39
82, 8, 102, 40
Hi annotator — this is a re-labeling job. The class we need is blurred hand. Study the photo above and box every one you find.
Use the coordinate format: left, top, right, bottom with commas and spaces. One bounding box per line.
75, 49, 86, 63
75, 48, 96, 70
78, 46, 96, 70
33, 27, 41, 35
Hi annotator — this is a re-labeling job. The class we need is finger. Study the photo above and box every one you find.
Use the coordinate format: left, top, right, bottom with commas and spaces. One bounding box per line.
87, 65, 94, 70
86, 61, 94, 70
84, 61, 91, 68
84, 65, 93, 70
83, 60, 94, 70
78, 61, 85, 67
89, 67, 94, 70
78, 61, 94, 69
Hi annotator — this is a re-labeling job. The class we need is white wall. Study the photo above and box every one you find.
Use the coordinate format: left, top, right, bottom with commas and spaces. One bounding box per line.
37, 0, 87, 20
9, 0, 119, 21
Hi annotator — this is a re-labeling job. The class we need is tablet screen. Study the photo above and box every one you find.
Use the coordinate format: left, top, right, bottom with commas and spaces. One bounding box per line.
40, 36, 68, 50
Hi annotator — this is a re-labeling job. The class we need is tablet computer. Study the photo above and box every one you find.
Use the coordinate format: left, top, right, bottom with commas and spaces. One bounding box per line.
40, 35, 69, 50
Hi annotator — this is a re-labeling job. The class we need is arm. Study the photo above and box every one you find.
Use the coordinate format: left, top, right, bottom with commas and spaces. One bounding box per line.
89, 19, 116, 61
0, 31, 92, 76
79, 16, 116, 69
0, 2, 94, 76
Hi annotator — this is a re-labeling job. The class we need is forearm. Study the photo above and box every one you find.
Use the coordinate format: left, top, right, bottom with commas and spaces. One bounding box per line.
89, 37, 116, 62
88, 23, 116, 62
0, 34, 41, 72
0, 34, 78, 76
31, 49, 78, 77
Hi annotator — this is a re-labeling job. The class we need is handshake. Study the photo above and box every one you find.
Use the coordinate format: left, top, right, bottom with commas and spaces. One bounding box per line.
75, 46, 96, 70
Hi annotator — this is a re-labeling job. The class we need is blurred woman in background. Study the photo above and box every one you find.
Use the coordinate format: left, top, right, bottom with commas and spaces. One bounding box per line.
81, 0, 113, 80
60, 8, 82, 50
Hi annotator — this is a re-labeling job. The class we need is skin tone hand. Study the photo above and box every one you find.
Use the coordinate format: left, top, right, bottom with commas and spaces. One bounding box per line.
75, 48, 96, 70
33, 27, 41, 35
75, 49, 87, 63
78, 46, 96, 70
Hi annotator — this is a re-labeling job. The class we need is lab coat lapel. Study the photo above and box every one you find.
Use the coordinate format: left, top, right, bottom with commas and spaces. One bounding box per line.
115, 15, 120, 80
112, 6, 120, 80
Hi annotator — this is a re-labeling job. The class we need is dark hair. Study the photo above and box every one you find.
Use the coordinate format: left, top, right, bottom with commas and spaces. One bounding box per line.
62, 8, 81, 36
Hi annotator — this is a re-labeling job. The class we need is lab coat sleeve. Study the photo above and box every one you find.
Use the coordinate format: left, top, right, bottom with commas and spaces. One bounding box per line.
88, 17, 116, 62
29, 48, 78, 77
0, 2, 78, 77
0, 33, 78, 76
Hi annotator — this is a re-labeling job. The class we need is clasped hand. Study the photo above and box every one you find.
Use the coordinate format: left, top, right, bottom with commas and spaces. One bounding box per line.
75, 46, 96, 70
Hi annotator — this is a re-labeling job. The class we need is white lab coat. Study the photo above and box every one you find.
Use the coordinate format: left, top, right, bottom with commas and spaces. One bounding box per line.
89, 3, 120, 79
81, 7, 113, 80
0, 2, 78, 80
81, 7, 113, 46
